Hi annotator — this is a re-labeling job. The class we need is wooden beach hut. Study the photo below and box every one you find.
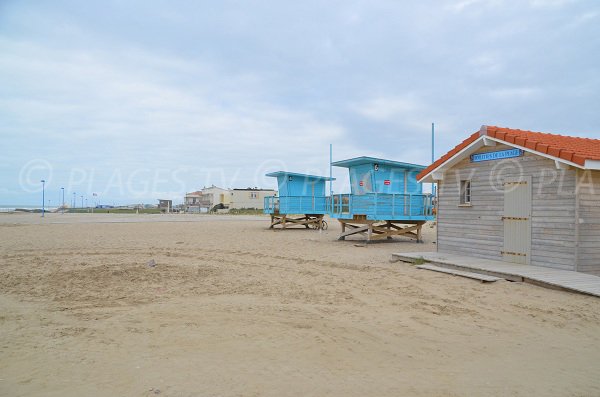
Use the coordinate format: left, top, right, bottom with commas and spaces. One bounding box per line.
417, 125, 600, 276
330, 157, 435, 242
263, 172, 334, 229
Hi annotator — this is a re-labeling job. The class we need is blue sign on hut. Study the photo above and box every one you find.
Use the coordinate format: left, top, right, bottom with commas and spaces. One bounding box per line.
330, 156, 434, 242
263, 171, 335, 229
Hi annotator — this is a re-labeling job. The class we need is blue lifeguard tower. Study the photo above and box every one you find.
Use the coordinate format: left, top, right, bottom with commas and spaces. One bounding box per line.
330, 157, 434, 242
264, 171, 334, 229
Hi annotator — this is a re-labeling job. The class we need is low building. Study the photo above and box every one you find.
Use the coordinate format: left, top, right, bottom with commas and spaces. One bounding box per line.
418, 125, 600, 276
184, 191, 203, 205
184, 191, 211, 213
202, 185, 231, 210
230, 188, 276, 210
158, 199, 173, 213
184, 186, 232, 212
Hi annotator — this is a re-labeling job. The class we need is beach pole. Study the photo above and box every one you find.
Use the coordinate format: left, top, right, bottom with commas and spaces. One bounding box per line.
61, 187, 64, 214
431, 123, 436, 198
329, 143, 333, 197
41, 180, 45, 217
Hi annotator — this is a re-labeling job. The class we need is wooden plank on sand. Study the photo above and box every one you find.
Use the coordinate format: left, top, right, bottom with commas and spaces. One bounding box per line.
416, 264, 503, 283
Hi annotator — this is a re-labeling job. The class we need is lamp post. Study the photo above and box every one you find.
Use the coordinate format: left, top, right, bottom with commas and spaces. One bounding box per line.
431, 122, 436, 198
61, 187, 65, 214
41, 180, 45, 217
73, 192, 76, 209
80, 195, 83, 209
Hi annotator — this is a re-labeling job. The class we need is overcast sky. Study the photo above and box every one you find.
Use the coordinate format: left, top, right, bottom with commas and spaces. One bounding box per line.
1, 0, 599, 205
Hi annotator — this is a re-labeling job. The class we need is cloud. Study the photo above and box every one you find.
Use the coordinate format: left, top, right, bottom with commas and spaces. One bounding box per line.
354, 96, 421, 122
488, 87, 542, 100
565, 10, 600, 29
529, 0, 577, 8
446, 0, 506, 12
0, 37, 346, 202
0, 0, 599, 204
448, 0, 486, 12
469, 53, 505, 75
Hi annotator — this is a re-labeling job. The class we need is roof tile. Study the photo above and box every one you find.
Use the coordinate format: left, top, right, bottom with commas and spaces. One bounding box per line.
547, 147, 561, 157
536, 142, 549, 153
561, 151, 574, 162
525, 140, 537, 150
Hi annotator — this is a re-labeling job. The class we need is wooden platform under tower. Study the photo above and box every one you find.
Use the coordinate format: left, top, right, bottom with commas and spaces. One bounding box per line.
337, 215, 425, 242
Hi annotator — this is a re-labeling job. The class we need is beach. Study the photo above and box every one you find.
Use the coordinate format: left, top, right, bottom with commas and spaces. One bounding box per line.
1, 213, 599, 397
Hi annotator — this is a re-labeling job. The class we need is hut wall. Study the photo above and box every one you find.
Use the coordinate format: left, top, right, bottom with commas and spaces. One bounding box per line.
348, 164, 423, 195
276, 175, 326, 197
349, 164, 374, 195
577, 169, 600, 276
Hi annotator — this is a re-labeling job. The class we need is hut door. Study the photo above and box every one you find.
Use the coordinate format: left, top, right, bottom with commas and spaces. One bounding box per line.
502, 176, 531, 265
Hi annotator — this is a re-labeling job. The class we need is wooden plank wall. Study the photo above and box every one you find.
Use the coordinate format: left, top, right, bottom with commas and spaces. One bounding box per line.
577, 170, 600, 276
437, 144, 578, 270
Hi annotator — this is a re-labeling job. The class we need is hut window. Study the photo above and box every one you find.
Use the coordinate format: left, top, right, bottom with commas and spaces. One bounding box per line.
460, 180, 471, 205
250, 192, 258, 199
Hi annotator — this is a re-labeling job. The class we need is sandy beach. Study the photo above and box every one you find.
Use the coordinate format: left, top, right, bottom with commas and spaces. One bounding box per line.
1, 213, 599, 397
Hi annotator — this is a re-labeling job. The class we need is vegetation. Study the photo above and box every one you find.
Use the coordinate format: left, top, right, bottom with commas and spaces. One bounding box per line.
67, 208, 162, 214
225, 208, 265, 215
413, 256, 426, 265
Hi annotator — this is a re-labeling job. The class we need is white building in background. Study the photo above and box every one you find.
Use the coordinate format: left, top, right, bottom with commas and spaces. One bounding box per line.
202, 185, 231, 209
229, 188, 275, 210
184, 186, 275, 212
185, 185, 232, 212
184, 191, 204, 206
184, 191, 211, 213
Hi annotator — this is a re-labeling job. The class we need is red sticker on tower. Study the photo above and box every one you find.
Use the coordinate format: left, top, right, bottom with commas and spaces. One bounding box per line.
384, 180, 391, 185
359, 181, 364, 186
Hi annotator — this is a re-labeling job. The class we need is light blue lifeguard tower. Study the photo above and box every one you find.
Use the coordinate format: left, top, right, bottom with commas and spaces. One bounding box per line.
264, 171, 334, 229
330, 157, 434, 242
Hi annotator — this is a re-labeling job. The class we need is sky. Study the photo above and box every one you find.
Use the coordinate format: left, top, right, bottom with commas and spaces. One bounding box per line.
1, 0, 599, 206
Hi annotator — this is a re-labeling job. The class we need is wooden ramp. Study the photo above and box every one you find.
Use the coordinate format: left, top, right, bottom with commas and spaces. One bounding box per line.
416, 264, 502, 283
392, 251, 600, 297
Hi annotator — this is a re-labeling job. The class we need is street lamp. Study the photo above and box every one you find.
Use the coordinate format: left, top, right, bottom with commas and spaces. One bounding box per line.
41, 180, 45, 217
73, 192, 76, 209
80, 195, 83, 208
61, 187, 65, 214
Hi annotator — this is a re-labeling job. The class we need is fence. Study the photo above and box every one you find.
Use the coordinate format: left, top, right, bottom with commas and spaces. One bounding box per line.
329, 193, 434, 220
263, 196, 329, 215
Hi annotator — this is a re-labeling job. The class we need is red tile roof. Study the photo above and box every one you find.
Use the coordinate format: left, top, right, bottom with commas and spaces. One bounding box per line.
417, 125, 600, 181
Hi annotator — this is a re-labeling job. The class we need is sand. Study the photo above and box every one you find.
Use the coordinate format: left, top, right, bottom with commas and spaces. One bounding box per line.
1, 213, 600, 397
